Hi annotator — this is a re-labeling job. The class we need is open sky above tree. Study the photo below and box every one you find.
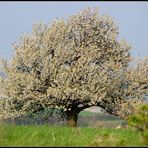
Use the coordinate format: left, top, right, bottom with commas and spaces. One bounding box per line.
0, 2, 148, 59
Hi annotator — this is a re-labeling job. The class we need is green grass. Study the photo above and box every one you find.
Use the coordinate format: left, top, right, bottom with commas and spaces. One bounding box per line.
0, 124, 145, 146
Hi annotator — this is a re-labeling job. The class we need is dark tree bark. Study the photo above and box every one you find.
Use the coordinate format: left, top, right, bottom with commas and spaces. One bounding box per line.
66, 108, 80, 127
65, 104, 92, 127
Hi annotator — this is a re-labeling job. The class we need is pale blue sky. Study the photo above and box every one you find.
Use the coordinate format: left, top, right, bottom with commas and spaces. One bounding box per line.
0, 1, 148, 59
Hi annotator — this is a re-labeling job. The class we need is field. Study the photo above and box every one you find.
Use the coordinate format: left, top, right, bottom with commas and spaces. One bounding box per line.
0, 124, 143, 147
0, 110, 146, 147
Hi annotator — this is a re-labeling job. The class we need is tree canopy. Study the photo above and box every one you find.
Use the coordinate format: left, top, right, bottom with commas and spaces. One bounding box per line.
0, 7, 147, 127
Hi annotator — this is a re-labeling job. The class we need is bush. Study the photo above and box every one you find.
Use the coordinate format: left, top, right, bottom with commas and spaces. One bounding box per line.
128, 104, 148, 146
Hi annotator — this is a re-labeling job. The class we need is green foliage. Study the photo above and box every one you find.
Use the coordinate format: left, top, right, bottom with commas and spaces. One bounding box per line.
128, 104, 148, 131
79, 111, 98, 117
128, 104, 148, 146
0, 125, 143, 146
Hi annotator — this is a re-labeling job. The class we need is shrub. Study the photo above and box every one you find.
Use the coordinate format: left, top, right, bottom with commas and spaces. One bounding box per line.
128, 104, 148, 145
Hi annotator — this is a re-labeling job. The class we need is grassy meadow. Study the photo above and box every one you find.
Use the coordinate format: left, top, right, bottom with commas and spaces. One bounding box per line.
0, 110, 147, 147
0, 124, 144, 147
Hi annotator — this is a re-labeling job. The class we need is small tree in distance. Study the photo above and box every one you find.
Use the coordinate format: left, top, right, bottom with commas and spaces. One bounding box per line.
1, 7, 147, 127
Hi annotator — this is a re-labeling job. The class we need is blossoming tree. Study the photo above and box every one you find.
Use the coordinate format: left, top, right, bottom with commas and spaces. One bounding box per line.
1, 7, 147, 127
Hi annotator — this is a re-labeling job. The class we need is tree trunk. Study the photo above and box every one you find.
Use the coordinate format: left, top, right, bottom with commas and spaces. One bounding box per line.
66, 109, 79, 127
